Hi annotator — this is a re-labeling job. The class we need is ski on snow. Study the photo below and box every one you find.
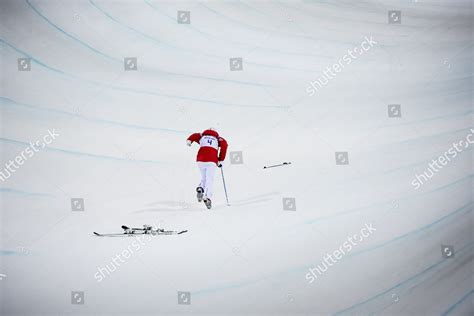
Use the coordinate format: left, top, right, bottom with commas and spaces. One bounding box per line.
93, 225, 188, 237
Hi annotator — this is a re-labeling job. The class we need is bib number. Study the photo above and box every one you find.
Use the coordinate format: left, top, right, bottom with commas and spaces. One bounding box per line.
200, 135, 218, 149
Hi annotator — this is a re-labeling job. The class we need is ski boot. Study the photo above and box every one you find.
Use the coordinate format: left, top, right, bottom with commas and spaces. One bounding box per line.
196, 187, 204, 202
203, 197, 212, 210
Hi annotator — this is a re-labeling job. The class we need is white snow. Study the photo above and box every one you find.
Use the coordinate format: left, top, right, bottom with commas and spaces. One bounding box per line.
1, 0, 473, 315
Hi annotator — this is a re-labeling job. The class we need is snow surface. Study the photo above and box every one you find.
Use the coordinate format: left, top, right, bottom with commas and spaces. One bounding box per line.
1, 0, 473, 315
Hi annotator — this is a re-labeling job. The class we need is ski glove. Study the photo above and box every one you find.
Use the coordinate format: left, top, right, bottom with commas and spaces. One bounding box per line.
217, 162, 223, 168
186, 140, 192, 146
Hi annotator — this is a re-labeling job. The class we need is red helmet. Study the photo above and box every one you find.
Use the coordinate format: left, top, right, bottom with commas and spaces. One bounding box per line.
202, 128, 219, 138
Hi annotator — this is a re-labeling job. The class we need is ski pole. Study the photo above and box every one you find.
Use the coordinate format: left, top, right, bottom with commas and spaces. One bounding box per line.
220, 166, 230, 206
263, 162, 292, 169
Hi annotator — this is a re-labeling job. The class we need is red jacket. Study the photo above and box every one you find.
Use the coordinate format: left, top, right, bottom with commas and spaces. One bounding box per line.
187, 129, 228, 164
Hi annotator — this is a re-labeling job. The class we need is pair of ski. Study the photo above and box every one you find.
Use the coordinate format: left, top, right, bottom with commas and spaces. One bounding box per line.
93, 225, 187, 237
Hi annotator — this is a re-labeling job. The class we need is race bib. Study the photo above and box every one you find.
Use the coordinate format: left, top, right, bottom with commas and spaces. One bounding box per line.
200, 135, 218, 149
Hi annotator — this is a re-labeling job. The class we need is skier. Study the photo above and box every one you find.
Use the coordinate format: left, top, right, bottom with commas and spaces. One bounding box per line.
187, 128, 228, 209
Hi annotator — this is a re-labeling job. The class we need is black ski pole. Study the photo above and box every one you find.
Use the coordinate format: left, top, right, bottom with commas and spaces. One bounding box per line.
220, 166, 230, 206
263, 162, 292, 169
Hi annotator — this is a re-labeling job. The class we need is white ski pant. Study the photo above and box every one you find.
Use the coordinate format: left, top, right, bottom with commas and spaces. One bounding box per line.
198, 161, 217, 199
